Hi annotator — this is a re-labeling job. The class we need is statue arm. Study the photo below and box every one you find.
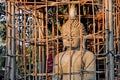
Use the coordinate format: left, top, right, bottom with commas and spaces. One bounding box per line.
83, 51, 95, 80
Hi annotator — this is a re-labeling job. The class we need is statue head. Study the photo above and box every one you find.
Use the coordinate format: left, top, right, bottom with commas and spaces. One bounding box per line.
62, 20, 82, 49
61, 4, 85, 50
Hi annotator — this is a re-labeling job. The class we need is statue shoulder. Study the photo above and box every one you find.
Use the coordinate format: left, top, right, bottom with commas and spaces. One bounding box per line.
85, 50, 94, 55
55, 52, 65, 59
83, 50, 94, 60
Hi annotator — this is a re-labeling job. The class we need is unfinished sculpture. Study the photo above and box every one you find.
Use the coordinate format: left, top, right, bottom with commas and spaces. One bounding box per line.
53, 4, 95, 80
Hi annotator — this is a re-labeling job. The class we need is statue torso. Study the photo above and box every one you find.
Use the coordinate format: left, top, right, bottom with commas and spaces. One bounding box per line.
58, 50, 83, 80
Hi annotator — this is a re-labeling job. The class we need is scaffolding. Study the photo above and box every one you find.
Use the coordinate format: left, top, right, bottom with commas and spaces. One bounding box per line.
3, 0, 120, 80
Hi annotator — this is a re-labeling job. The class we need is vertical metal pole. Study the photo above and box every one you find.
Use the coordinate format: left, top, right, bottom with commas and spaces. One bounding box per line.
34, 11, 37, 80
45, 0, 49, 79
41, 10, 45, 79
118, 0, 120, 78
10, 2, 16, 80
91, 0, 96, 80
56, 0, 59, 79
105, 0, 109, 80
38, 11, 42, 80
109, 0, 114, 80
23, 0, 27, 79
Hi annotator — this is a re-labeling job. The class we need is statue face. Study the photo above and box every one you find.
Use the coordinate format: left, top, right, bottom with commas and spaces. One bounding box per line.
62, 26, 80, 48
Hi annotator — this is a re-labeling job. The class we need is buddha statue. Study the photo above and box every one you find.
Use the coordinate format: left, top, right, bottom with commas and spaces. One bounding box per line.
53, 4, 95, 80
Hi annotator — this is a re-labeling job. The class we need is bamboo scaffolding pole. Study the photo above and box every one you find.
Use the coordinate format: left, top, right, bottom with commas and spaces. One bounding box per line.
4, 1, 11, 80
4, 0, 120, 79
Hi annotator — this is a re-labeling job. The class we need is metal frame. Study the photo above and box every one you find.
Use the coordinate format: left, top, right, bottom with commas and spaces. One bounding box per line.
3, 0, 120, 80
